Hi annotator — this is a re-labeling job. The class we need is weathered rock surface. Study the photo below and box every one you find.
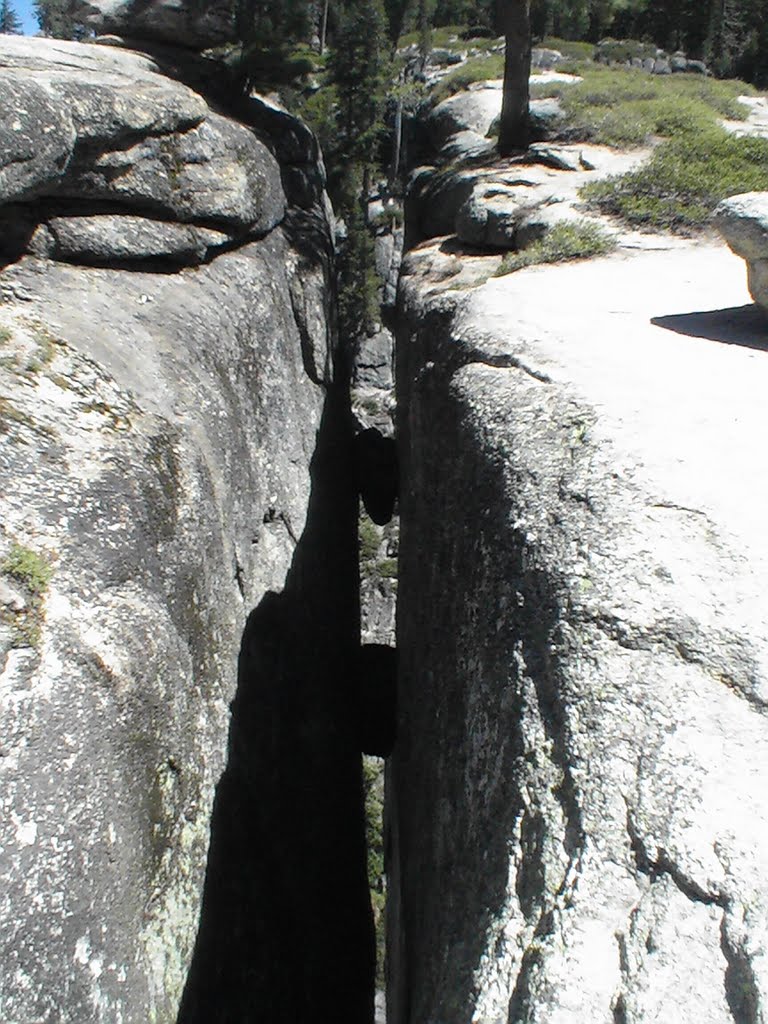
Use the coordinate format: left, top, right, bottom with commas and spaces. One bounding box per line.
0, 36, 285, 264
0, 35, 373, 1024
83, 0, 237, 49
714, 191, 768, 313
390, 239, 768, 1024
428, 84, 504, 147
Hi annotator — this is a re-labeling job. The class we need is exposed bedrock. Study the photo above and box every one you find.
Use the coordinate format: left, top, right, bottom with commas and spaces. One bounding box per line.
389, 248, 768, 1024
0, 34, 375, 1024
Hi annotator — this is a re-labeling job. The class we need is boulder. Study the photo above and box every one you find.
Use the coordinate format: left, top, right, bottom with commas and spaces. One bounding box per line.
713, 191, 768, 312
0, 35, 287, 263
456, 185, 526, 248
82, 0, 237, 49
354, 328, 395, 389
43, 214, 231, 264
529, 96, 567, 141
440, 129, 496, 162
404, 165, 476, 247
531, 47, 563, 69
0, 77, 76, 202
62, 112, 285, 232
427, 85, 502, 148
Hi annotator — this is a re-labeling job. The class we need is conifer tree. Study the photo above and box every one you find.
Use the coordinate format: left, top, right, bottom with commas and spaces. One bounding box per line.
0, 0, 22, 34
34, 0, 86, 38
330, 0, 390, 339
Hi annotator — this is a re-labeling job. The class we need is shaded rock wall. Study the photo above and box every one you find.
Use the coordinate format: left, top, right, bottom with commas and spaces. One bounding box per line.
0, 35, 372, 1024
389, 247, 768, 1023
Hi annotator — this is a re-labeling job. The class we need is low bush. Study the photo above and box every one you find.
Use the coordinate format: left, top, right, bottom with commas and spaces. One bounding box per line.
530, 64, 752, 147
539, 36, 594, 61
495, 219, 616, 274
582, 125, 768, 230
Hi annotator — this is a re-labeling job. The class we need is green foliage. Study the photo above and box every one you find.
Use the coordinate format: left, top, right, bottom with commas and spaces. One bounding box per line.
1, 542, 53, 649
374, 557, 398, 579
0, 0, 22, 33
34, 0, 87, 38
430, 52, 505, 103
495, 219, 616, 274
363, 755, 386, 986
582, 125, 768, 229
3, 543, 53, 595
539, 34, 594, 58
530, 63, 752, 146
359, 514, 381, 565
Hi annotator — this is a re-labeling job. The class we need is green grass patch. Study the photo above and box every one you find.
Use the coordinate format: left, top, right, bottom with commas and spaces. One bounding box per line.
539, 36, 595, 61
1, 542, 53, 649
495, 219, 616, 274
3, 542, 53, 595
359, 514, 381, 566
530, 64, 753, 147
431, 52, 505, 104
582, 125, 768, 230
399, 24, 498, 50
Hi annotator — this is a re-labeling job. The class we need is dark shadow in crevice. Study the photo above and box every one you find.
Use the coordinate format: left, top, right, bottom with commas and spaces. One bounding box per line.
651, 305, 768, 351
177, 376, 376, 1024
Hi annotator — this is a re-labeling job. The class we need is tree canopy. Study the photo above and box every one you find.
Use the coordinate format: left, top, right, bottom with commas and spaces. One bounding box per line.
0, 0, 22, 34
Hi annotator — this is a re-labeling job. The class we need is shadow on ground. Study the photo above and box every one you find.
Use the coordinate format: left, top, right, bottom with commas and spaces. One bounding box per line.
652, 304, 768, 351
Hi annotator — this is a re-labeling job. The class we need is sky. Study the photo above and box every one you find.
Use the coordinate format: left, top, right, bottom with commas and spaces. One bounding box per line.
13, 0, 40, 35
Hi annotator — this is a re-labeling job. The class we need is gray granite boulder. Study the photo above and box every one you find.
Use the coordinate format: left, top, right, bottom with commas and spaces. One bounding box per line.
0, 35, 286, 262
427, 84, 503, 148
82, 0, 237, 49
713, 191, 768, 313
41, 214, 231, 264
0, 32, 372, 1024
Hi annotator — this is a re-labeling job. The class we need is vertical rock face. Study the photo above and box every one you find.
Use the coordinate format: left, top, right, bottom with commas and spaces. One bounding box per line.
0, 36, 372, 1024
391, 244, 768, 1024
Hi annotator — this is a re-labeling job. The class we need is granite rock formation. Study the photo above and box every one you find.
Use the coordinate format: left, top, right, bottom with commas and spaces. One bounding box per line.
389, 238, 768, 1024
0, 34, 373, 1024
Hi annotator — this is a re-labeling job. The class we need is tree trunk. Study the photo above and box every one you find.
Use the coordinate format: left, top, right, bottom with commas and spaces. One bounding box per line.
497, 0, 532, 155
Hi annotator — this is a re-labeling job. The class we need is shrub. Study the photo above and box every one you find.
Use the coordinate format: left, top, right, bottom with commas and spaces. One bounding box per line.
2, 542, 52, 595
530, 64, 752, 147
582, 125, 768, 230
1, 542, 53, 649
359, 515, 381, 566
539, 36, 594, 61
495, 219, 616, 275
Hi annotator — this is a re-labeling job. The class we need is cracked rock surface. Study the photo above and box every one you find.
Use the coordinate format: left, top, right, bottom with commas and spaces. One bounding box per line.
0, 35, 342, 1024
390, 237, 768, 1024
0, 36, 286, 265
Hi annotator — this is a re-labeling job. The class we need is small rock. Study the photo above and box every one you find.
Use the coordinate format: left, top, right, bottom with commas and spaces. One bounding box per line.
0, 579, 26, 612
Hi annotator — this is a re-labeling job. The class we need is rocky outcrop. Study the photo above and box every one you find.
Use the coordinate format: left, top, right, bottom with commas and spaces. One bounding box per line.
0, 36, 292, 268
0, 35, 373, 1024
83, 0, 237, 49
714, 191, 768, 314
390, 239, 768, 1024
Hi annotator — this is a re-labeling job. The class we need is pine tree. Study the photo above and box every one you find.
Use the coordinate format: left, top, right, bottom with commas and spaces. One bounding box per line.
34, 0, 87, 38
329, 0, 390, 340
0, 0, 23, 34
